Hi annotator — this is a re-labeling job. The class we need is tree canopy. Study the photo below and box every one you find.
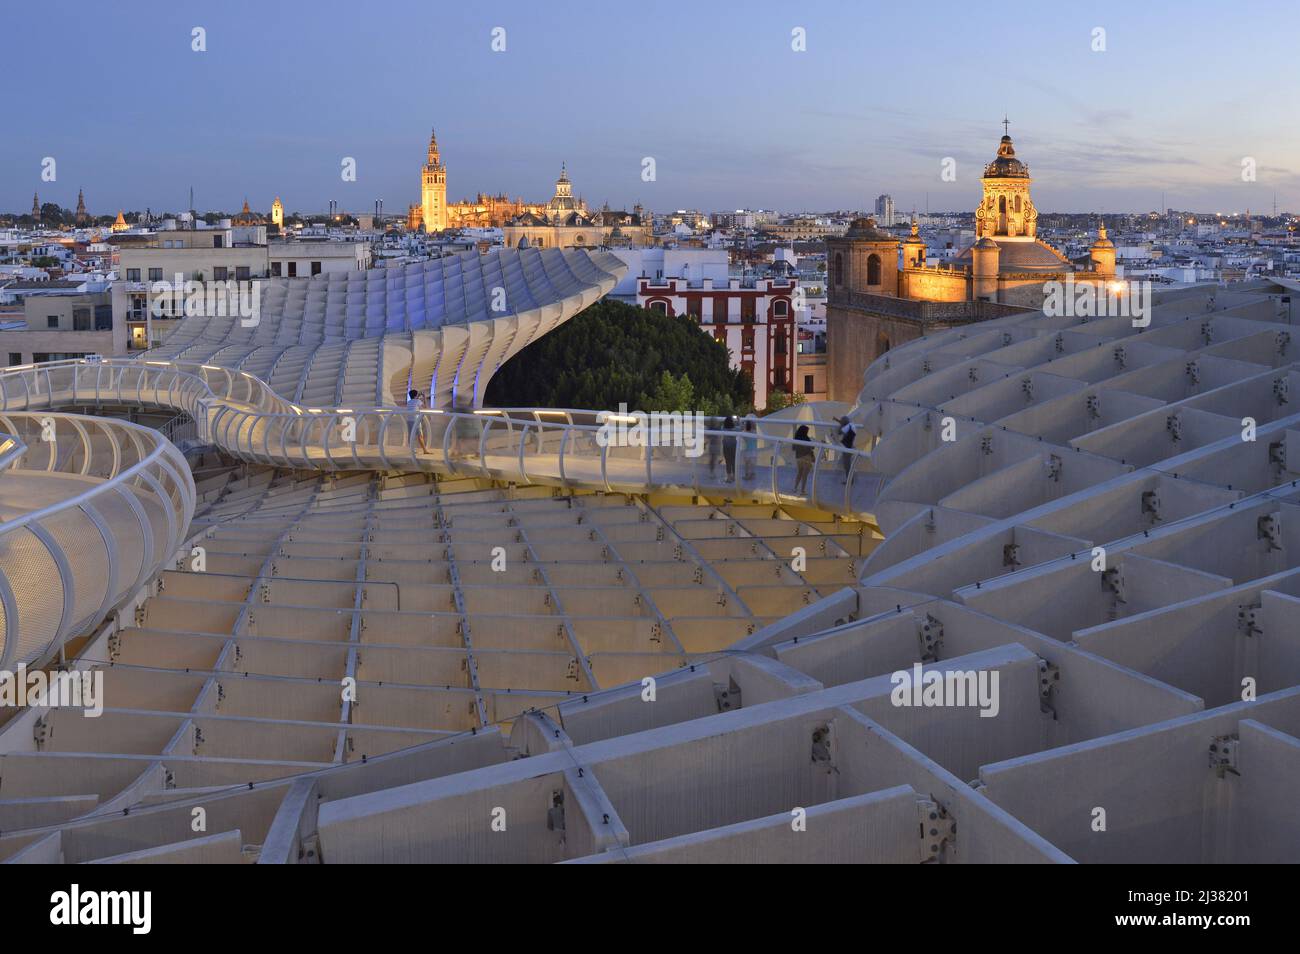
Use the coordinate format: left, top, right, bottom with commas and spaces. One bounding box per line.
484, 299, 753, 416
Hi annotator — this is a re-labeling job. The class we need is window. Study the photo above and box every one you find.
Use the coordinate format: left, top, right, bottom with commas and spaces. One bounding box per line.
148, 268, 163, 282
126, 268, 141, 282
650, 300, 667, 314
212, 235, 224, 248
271, 262, 282, 277
8, 353, 21, 366
73, 308, 91, 331
236, 266, 250, 281
311, 261, 322, 276
773, 300, 789, 317
213, 266, 229, 281
287, 262, 297, 278
867, 254, 881, 285
804, 375, 814, 393
46, 315, 59, 329
834, 253, 844, 286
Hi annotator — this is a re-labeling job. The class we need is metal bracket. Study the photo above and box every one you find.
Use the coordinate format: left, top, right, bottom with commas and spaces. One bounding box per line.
546, 789, 565, 832
917, 797, 956, 862
1112, 345, 1127, 369
1165, 413, 1182, 442
1002, 543, 1021, 568
1044, 454, 1062, 482
714, 676, 741, 713
918, 613, 944, 662
980, 435, 994, 456
1142, 490, 1162, 523
1101, 566, 1126, 603
1185, 360, 1200, 386
1236, 601, 1262, 637
1038, 659, 1061, 715
1209, 735, 1240, 778
1269, 440, 1286, 471
1258, 513, 1281, 551
1275, 376, 1290, 406
33, 714, 51, 751
811, 722, 834, 771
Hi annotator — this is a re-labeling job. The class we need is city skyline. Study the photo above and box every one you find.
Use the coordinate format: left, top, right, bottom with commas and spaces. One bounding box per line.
6, 0, 1300, 216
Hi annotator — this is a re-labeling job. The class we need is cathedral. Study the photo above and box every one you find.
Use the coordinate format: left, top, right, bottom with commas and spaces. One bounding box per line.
501, 164, 652, 249
404, 127, 651, 245
825, 127, 1118, 400
406, 127, 541, 232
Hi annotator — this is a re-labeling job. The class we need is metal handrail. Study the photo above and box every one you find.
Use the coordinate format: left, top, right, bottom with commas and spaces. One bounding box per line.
0, 411, 195, 669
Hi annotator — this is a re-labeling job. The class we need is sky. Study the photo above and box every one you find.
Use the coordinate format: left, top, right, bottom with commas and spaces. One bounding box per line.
5, 0, 1300, 216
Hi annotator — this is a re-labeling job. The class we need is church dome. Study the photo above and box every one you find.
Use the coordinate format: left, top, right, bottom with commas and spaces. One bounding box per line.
845, 216, 896, 242
984, 135, 1030, 179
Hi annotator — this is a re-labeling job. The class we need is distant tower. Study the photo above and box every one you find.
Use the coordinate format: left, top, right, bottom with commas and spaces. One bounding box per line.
1090, 221, 1116, 278
874, 194, 895, 227
111, 210, 129, 233
971, 236, 1001, 300
421, 128, 447, 232
902, 215, 926, 268
974, 125, 1036, 240
75, 188, 88, 226
271, 197, 284, 229
32, 192, 40, 221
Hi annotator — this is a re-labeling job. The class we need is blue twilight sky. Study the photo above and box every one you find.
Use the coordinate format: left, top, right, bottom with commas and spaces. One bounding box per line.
5, 0, 1299, 216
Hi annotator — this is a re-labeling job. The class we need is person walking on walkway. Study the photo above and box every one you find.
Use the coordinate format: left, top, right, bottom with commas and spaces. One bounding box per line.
721, 415, 738, 482
741, 416, 757, 481
792, 424, 814, 495
407, 389, 428, 454
838, 415, 859, 483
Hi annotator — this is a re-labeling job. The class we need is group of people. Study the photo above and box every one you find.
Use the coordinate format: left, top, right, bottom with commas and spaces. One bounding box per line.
707, 415, 759, 483
405, 385, 862, 496
706, 413, 860, 496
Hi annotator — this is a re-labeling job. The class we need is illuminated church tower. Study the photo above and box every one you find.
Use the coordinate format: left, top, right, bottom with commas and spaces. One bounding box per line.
974, 123, 1037, 239
271, 196, 284, 229
420, 128, 447, 232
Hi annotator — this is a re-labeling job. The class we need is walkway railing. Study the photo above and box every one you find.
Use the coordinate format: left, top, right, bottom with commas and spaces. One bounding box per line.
0, 358, 883, 517
0, 410, 195, 669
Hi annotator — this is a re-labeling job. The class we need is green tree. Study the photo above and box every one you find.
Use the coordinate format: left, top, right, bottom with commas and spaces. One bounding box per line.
764, 389, 805, 414
485, 299, 753, 413
642, 370, 694, 412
